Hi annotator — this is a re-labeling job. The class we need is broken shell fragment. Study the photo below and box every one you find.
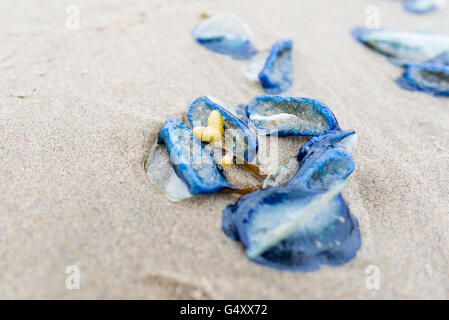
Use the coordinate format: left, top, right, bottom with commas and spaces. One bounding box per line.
192, 13, 257, 60
246, 95, 338, 137
188, 96, 258, 162
397, 63, 449, 96
222, 182, 361, 271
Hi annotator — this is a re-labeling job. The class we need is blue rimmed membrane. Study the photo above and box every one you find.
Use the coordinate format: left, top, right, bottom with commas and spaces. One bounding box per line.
158, 118, 234, 195
222, 186, 361, 271
258, 39, 294, 94
246, 95, 339, 137
403, 0, 438, 14
397, 63, 449, 96
288, 146, 355, 191
188, 96, 258, 162
297, 129, 357, 163
351, 26, 449, 66
192, 13, 257, 60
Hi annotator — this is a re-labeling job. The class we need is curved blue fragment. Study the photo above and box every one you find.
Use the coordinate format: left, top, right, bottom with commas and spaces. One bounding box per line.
222, 187, 361, 271
246, 95, 339, 137
397, 63, 449, 96
403, 0, 437, 14
351, 27, 449, 66
289, 146, 355, 191
158, 118, 234, 195
258, 39, 294, 94
188, 96, 258, 162
297, 130, 357, 163
192, 13, 257, 60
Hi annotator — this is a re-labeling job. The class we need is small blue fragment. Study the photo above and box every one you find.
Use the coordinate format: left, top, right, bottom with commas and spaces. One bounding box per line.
258, 39, 294, 94
288, 146, 355, 191
397, 63, 449, 96
188, 96, 258, 162
192, 13, 257, 60
222, 187, 361, 271
297, 129, 357, 163
351, 27, 449, 66
246, 95, 339, 137
403, 0, 438, 14
158, 118, 233, 195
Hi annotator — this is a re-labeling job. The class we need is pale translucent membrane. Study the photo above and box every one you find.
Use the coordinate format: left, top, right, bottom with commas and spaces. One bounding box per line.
360, 29, 449, 63
244, 50, 270, 82
193, 13, 253, 46
247, 181, 347, 259
206, 96, 235, 113
145, 139, 193, 202
263, 157, 299, 189
338, 132, 358, 154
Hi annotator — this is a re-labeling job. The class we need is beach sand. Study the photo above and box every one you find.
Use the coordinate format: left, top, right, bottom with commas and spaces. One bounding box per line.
0, 0, 448, 299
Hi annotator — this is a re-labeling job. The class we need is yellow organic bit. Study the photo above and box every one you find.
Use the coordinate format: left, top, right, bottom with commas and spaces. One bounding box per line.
193, 126, 222, 143
207, 110, 224, 135
193, 110, 224, 143
221, 154, 233, 167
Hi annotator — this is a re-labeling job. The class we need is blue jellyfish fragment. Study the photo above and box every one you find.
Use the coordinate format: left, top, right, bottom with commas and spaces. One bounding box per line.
222, 185, 361, 271
157, 118, 234, 195
397, 63, 449, 96
246, 95, 339, 137
192, 13, 257, 60
258, 39, 294, 94
297, 130, 357, 163
288, 146, 355, 191
351, 27, 449, 66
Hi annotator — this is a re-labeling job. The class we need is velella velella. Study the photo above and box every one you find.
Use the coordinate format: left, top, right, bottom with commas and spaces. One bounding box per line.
352, 26, 449, 96
192, 13, 257, 60
258, 39, 294, 94
402, 0, 442, 14
297, 129, 357, 163
154, 118, 234, 195
222, 182, 361, 271
352, 27, 449, 65
397, 63, 449, 96
246, 95, 338, 137
288, 146, 355, 191
188, 96, 258, 162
